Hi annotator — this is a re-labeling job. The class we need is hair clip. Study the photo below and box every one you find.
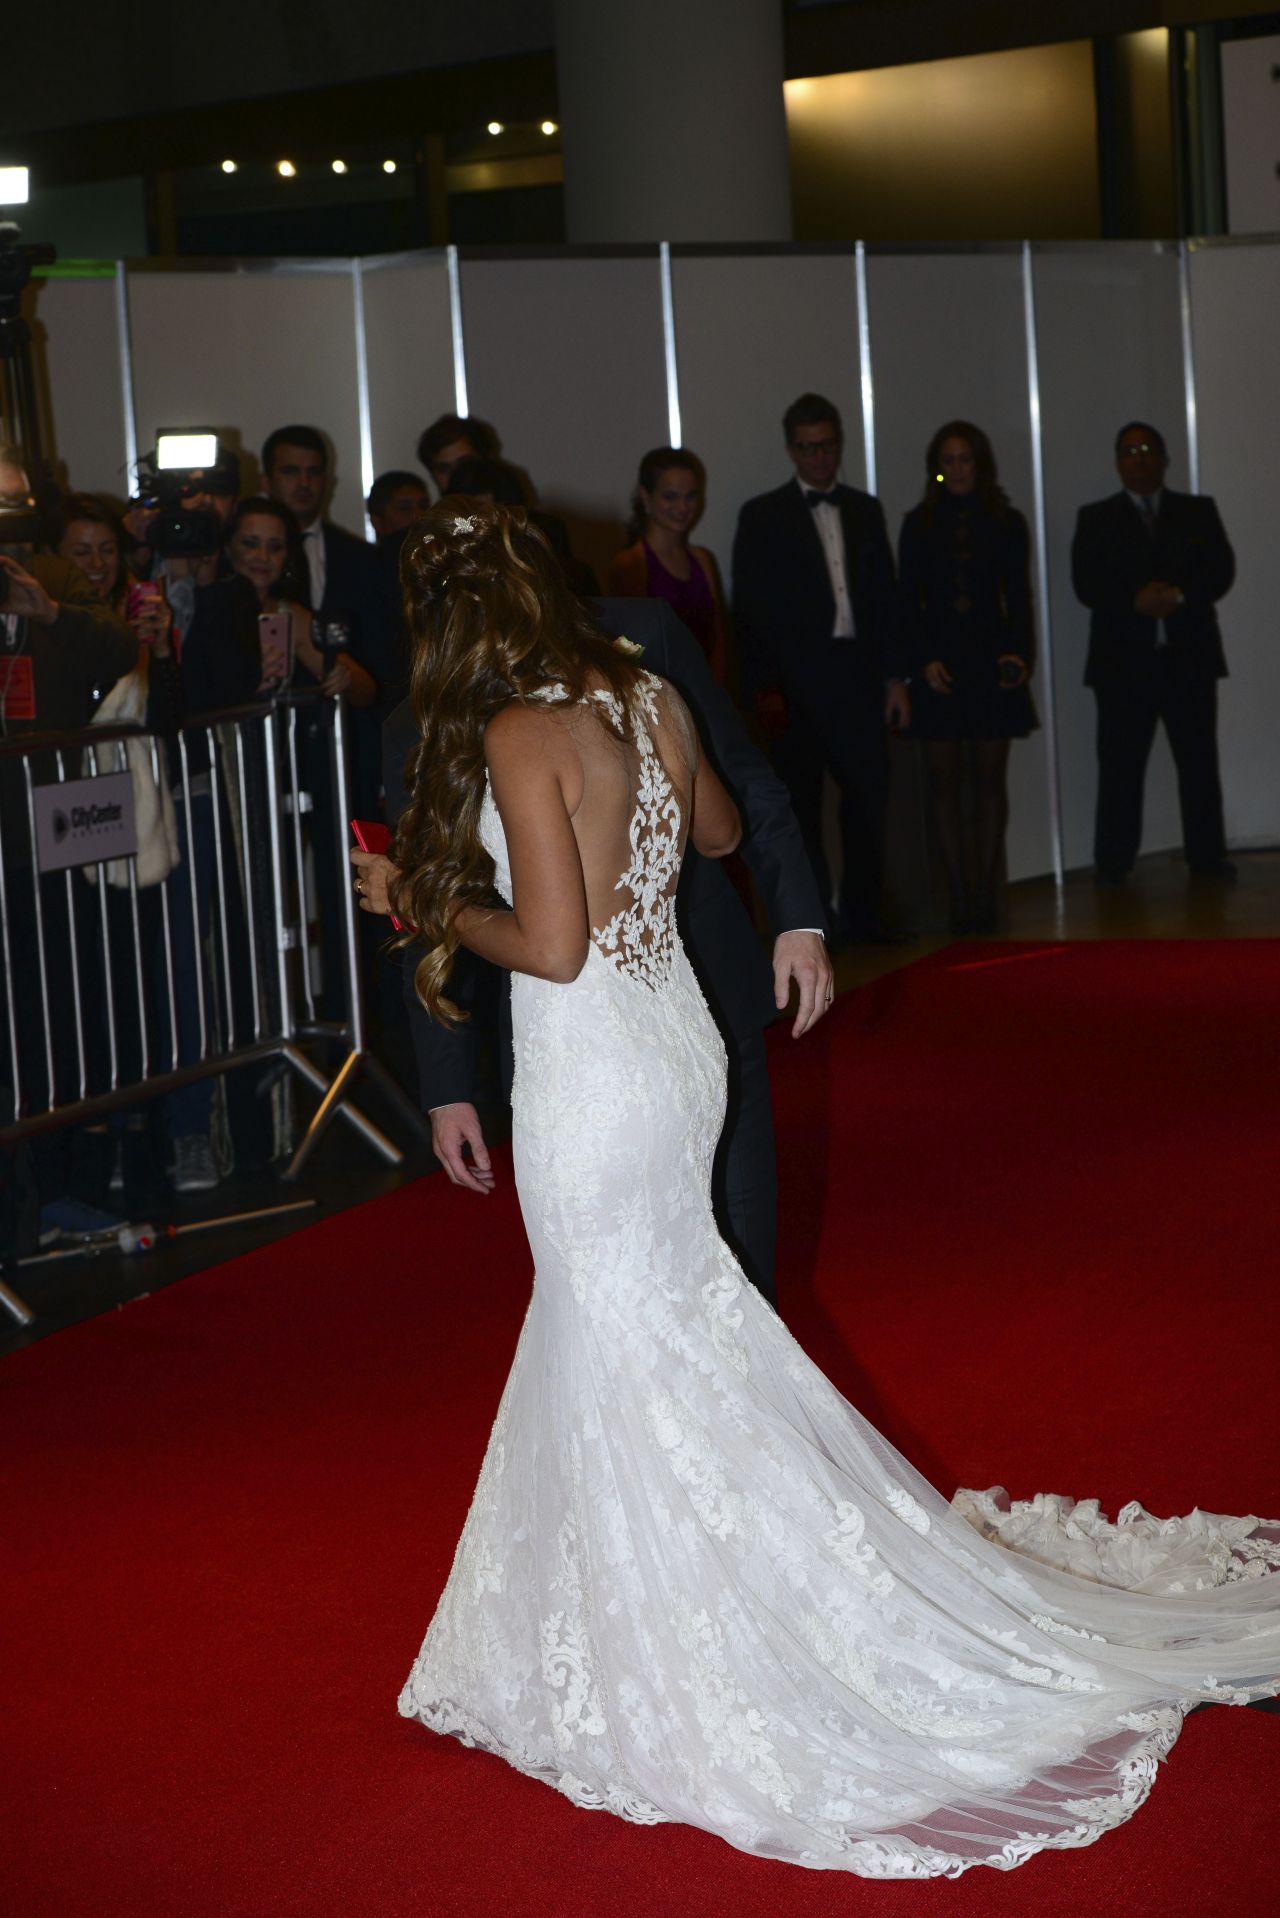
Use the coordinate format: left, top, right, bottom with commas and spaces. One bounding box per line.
451, 514, 479, 534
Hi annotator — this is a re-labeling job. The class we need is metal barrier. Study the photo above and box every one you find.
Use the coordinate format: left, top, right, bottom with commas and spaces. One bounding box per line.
0, 687, 428, 1325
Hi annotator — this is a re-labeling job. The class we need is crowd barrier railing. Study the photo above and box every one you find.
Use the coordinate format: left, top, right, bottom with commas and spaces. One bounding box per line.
0, 687, 428, 1325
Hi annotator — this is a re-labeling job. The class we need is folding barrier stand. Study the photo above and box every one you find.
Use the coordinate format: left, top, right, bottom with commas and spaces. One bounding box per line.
0, 690, 429, 1325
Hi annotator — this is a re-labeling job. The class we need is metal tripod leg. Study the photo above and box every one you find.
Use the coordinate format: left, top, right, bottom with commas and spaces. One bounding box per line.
282, 1049, 402, 1181
0, 1271, 35, 1327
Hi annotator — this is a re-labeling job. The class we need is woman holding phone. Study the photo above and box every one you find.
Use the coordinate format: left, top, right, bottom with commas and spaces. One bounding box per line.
183, 496, 374, 714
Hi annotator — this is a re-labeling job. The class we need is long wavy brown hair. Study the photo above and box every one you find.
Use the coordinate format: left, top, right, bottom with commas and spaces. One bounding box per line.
391, 497, 644, 1023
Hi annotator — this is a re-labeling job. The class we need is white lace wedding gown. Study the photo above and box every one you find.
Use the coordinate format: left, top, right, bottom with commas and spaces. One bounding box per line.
399, 674, 1279, 1880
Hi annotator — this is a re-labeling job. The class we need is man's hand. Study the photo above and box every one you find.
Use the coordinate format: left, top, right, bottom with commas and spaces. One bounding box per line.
923, 660, 953, 695
773, 930, 834, 1039
0, 555, 58, 626
349, 848, 398, 914
885, 679, 911, 731
1135, 581, 1183, 619
430, 1101, 495, 1194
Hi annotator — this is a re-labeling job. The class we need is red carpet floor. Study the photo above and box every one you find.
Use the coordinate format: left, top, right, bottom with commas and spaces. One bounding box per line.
4, 940, 1277, 1918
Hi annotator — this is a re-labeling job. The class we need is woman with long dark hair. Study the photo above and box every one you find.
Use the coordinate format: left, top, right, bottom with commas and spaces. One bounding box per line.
899, 421, 1037, 933
391, 498, 1278, 1883
607, 446, 727, 680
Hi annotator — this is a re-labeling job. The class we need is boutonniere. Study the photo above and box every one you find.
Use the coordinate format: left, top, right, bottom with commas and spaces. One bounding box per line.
614, 636, 644, 659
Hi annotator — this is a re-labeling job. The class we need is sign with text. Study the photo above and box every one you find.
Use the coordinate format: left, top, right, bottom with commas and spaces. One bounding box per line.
33, 773, 137, 874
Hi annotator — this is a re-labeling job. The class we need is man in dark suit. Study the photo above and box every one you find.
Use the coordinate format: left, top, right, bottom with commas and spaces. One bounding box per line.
361, 596, 831, 1308
733, 394, 909, 943
263, 424, 395, 1014
1071, 422, 1236, 883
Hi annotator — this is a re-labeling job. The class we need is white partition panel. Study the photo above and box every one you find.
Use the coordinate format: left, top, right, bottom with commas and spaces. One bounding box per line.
670, 249, 865, 583
127, 266, 368, 535
360, 253, 456, 483
458, 255, 669, 585
1189, 241, 1280, 849
865, 250, 1053, 881
28, 274, 130, 502
1032, 245, 1189, 871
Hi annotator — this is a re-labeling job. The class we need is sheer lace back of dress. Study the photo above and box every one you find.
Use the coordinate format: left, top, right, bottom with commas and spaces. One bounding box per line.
540, 671, 697, 991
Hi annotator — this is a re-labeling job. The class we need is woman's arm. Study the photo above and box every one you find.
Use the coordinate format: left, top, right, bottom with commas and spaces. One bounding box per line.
689, 733, 741, 859
455, 705, 590, 984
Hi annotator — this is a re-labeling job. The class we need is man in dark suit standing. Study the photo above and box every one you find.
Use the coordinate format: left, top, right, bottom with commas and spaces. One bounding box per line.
358, 596, 832, 1308
1071, 422, 1236, 884
733, 394, 909, 943
263, 424, 394, 1012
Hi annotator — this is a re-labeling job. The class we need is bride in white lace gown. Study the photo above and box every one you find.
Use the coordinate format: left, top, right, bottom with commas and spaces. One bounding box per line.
392, 504, 1278, 1881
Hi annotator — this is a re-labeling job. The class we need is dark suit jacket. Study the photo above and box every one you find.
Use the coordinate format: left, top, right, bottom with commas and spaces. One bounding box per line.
1070, 489, 1234, 688
383, 597, 824, 1112
314, 521, 400, 812
731, 479, 904, 708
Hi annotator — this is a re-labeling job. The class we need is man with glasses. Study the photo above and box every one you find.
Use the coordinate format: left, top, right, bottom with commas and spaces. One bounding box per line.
733, 394, 908, 943
1072, 422, 1236, 886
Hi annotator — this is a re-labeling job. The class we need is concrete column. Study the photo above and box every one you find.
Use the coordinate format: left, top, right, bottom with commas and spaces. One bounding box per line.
553, 0, 792, 243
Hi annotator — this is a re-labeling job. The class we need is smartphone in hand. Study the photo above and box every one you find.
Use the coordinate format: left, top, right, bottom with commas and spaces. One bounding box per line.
258, 610, 292, 686
351, 818, 405, 930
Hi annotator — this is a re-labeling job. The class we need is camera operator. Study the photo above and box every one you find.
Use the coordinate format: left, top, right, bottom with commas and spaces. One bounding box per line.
124, 439, 240, 645
1, 449, 141, 1241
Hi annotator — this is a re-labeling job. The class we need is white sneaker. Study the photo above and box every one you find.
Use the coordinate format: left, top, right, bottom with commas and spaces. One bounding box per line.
172, 1134, 218, 1193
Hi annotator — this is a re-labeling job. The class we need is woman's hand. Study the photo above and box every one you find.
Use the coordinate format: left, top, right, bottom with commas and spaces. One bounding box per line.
349, 848, 397, 914
130, 582, 174, 657
996, 654, 1029, 689
924, 660, 953, 694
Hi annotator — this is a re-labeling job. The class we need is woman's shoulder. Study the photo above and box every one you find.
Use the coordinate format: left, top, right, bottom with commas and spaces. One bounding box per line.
484, 694, 576, 757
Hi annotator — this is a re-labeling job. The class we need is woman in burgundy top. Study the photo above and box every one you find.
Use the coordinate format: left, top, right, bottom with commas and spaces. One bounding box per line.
607, 447, 728, 682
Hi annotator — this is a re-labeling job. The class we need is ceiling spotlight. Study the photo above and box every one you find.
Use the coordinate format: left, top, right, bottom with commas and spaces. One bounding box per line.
220, 159, 238, 175
277, 160, 297, 178
487, 121, 504, 137
331, 159, 347, 174
382, 159, 397, 174
540, 120, 558, 137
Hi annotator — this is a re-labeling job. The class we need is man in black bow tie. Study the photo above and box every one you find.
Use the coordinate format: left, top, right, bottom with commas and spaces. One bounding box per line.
732, 394, 908, 943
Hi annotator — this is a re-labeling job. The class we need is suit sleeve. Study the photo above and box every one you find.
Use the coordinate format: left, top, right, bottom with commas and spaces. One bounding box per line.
1171, 497, 1235, 608
1071, 505, 1133, 615
382, 705, 485, 1112
650, 601, 825, 933
865, 497, 905, 680
896, 510, 928, 676
730, 501, 775, 699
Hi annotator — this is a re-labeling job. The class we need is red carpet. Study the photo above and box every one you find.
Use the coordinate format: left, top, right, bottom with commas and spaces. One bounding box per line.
4, 940, 1277, 1918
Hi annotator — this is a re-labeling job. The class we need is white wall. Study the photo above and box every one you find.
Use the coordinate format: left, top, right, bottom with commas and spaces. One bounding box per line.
25, 238, 1280, 879
1189, 242, 1280, 849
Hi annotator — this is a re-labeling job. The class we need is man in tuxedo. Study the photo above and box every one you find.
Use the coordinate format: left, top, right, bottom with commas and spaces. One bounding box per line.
1071, 422, 1236, 883
733, 394, 909, 943
360, 596, 832, 1308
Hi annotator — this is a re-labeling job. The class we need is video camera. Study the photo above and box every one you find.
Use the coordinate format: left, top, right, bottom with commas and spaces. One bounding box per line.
136, 432, 240, 558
